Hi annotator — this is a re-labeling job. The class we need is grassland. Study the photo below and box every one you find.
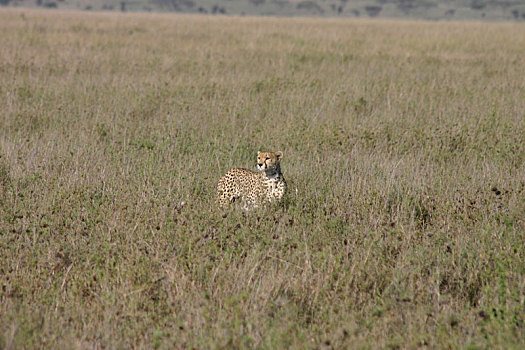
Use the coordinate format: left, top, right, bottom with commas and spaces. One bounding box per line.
1, 8, 524, 349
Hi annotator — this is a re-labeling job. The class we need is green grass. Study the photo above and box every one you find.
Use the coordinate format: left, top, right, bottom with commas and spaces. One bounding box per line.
1, 8, 525, 349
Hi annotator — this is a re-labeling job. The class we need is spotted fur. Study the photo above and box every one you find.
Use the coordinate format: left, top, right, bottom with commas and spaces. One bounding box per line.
217, 151, 287, 210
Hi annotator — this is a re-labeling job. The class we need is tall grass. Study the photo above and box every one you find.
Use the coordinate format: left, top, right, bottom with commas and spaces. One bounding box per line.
1, 8, 524, 349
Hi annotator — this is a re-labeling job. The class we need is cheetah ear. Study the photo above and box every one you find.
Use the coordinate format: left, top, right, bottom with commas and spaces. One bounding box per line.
257, 151, 261, 156
276, 151, 283, 160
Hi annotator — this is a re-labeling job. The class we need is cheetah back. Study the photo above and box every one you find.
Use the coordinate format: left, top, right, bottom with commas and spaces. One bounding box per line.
217, 168, 264, 208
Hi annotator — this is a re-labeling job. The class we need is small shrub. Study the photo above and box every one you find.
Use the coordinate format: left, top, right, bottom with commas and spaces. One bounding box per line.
365, 5, 382, 17
296, 1, 324, 13
250, 0, 265, 6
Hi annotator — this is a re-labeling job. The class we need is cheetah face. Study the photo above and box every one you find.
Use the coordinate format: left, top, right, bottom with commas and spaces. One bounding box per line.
257, 151, 283, 171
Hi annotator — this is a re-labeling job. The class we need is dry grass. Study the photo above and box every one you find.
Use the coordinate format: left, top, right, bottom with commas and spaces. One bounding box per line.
1, 8, 524, 349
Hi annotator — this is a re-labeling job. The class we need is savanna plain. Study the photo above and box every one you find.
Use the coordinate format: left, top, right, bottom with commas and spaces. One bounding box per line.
1, 8, 524, 349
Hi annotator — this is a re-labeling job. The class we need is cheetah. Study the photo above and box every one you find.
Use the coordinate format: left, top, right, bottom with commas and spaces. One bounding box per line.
217, 151, 287, 210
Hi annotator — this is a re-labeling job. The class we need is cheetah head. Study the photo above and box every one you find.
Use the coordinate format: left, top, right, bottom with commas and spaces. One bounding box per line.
257, 151, 283, 171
